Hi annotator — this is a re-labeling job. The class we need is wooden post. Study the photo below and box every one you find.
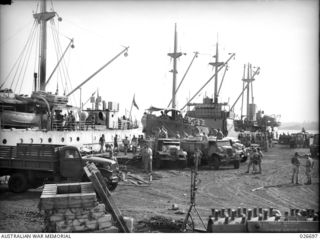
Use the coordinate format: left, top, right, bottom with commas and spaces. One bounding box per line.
84, 163, 130, 233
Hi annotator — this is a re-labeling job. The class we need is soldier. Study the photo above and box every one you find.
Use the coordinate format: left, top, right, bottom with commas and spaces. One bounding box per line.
245, 148, 255, 174
217, 129, 224, 140
142, 143, 153, 178
99, 134, 105, 153
305, 154, 314, 185
256, 147, 263, 174
113, 134, 118, 155
291, 152, 301, 184
123, 136, 130, 155
193, 147, 202, 169
131, 135, 138, 154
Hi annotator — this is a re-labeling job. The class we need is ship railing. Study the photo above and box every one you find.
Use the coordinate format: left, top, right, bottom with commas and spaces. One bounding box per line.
51, 119, 96, 131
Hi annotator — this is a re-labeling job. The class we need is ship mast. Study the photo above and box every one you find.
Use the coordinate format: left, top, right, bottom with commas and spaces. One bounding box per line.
33, 0, 56, 91
209, 41, 224, 104
168, 23, 182, 110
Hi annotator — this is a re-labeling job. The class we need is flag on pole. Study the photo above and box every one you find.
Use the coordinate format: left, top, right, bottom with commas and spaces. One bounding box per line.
133, 95, 139, 110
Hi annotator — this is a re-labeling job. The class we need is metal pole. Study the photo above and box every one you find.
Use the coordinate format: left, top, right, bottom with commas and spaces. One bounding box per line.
167, 24, 183, 109
214, 42, 219, 103
231, 66, 260, 111
45, 38, 74, 87
67, 46, 129, 97
167, 52, 198, 108
217, 64, 228, 96
246, 63, 250, 118
39, 0, 47, 91
180, 53, 235, 111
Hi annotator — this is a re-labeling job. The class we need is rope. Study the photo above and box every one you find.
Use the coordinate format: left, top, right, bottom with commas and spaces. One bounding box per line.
2, 20, 36, 90
11, 20, 38, 92
18, 24, 38, 94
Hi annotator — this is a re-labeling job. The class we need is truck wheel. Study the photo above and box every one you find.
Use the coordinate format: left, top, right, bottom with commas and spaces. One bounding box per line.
8, 173, 28, 193
234, 161, 240, 169
213, 156, 220, 170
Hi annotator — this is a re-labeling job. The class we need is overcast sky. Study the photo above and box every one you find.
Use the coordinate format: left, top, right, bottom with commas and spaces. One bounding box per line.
0, 0, 318, 123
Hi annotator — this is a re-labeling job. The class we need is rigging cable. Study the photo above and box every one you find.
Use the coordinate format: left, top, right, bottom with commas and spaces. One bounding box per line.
33, 20, 40, 91
18, 21, 38, 94
52, 20, 70, 95
2, 20, 36, 89
11, 20, 37, 91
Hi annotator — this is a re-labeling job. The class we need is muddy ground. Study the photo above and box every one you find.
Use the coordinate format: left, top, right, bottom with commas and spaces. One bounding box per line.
0, 143, 318, 233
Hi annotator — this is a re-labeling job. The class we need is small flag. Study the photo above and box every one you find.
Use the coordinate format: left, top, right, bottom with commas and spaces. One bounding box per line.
133, 95, 139, 110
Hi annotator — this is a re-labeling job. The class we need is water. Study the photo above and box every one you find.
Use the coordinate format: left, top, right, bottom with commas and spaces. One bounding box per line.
278, 129, 319, 135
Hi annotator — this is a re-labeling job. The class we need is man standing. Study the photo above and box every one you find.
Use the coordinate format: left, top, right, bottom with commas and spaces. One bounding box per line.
291, 152, 301, 184
131, 135, 138, 154
193, 147, 202, 169
142, 143, 153, 180
99, 134, 105, 153
217, 129, 224, 140
245, 148, 255, 174
305, 154, 314, 185
256, 147, 263, 174
113, 135, 118, 155
123, 136, 130, 155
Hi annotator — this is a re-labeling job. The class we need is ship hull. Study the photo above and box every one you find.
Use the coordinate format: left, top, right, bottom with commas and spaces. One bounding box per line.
0, 127, 142, 151
142, 114, 208, 138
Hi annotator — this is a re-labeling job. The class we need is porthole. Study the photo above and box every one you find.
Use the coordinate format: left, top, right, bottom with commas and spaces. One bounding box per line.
48, 138, 52, 143
61, 137, 65, 142
76, 137, 80, 142
2, 139, 7, 144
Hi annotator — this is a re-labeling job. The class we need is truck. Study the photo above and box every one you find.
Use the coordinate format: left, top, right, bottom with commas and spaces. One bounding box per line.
0, 144, 120, 193
146, 138, 187, 169
181, 137, 241, 170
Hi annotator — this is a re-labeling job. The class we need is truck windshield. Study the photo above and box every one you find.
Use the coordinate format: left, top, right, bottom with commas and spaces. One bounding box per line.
65, 149, 80, 158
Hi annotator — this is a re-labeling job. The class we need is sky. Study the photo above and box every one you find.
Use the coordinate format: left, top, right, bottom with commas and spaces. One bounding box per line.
0, 0, 318, 123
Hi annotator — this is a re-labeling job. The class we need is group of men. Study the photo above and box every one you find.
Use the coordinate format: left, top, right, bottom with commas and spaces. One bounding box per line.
291, 152, 314, 185
245, 147, 263, 174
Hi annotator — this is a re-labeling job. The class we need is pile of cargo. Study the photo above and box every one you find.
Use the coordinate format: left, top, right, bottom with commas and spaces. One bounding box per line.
206, 207, 319, 232
39, 182, 127, 233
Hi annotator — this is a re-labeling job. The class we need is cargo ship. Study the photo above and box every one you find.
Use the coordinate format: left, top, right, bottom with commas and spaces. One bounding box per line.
0, 0, 141, 150
141, 24, 208, 138
184, 42, 237, 137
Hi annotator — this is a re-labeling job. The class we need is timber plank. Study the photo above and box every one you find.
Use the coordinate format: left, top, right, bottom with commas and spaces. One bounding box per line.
84, 163, 130, 233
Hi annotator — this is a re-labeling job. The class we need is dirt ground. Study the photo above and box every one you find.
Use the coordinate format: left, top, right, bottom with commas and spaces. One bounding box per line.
0, 143, 318, 233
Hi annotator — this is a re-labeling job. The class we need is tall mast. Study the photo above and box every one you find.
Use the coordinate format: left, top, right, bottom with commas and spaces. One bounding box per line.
168, 23, 182, 109
33, 0, 56, 91
246, 63, 250, 118
209, 39, 224, 103
214, 42, 219, 103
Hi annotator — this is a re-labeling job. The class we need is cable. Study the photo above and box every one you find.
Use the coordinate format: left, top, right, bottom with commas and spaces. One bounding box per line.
11, 21, 37, 91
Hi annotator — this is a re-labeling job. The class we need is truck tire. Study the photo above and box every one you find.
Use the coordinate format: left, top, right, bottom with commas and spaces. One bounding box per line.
234, 161, 240, 169
213, 156, 220, 170
8, 173, 28, 193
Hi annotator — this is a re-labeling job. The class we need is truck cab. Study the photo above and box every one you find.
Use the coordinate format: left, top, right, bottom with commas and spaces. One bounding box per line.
154, 138, 187, 168
206, 138, 240, 170
0, 144, 120, 193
